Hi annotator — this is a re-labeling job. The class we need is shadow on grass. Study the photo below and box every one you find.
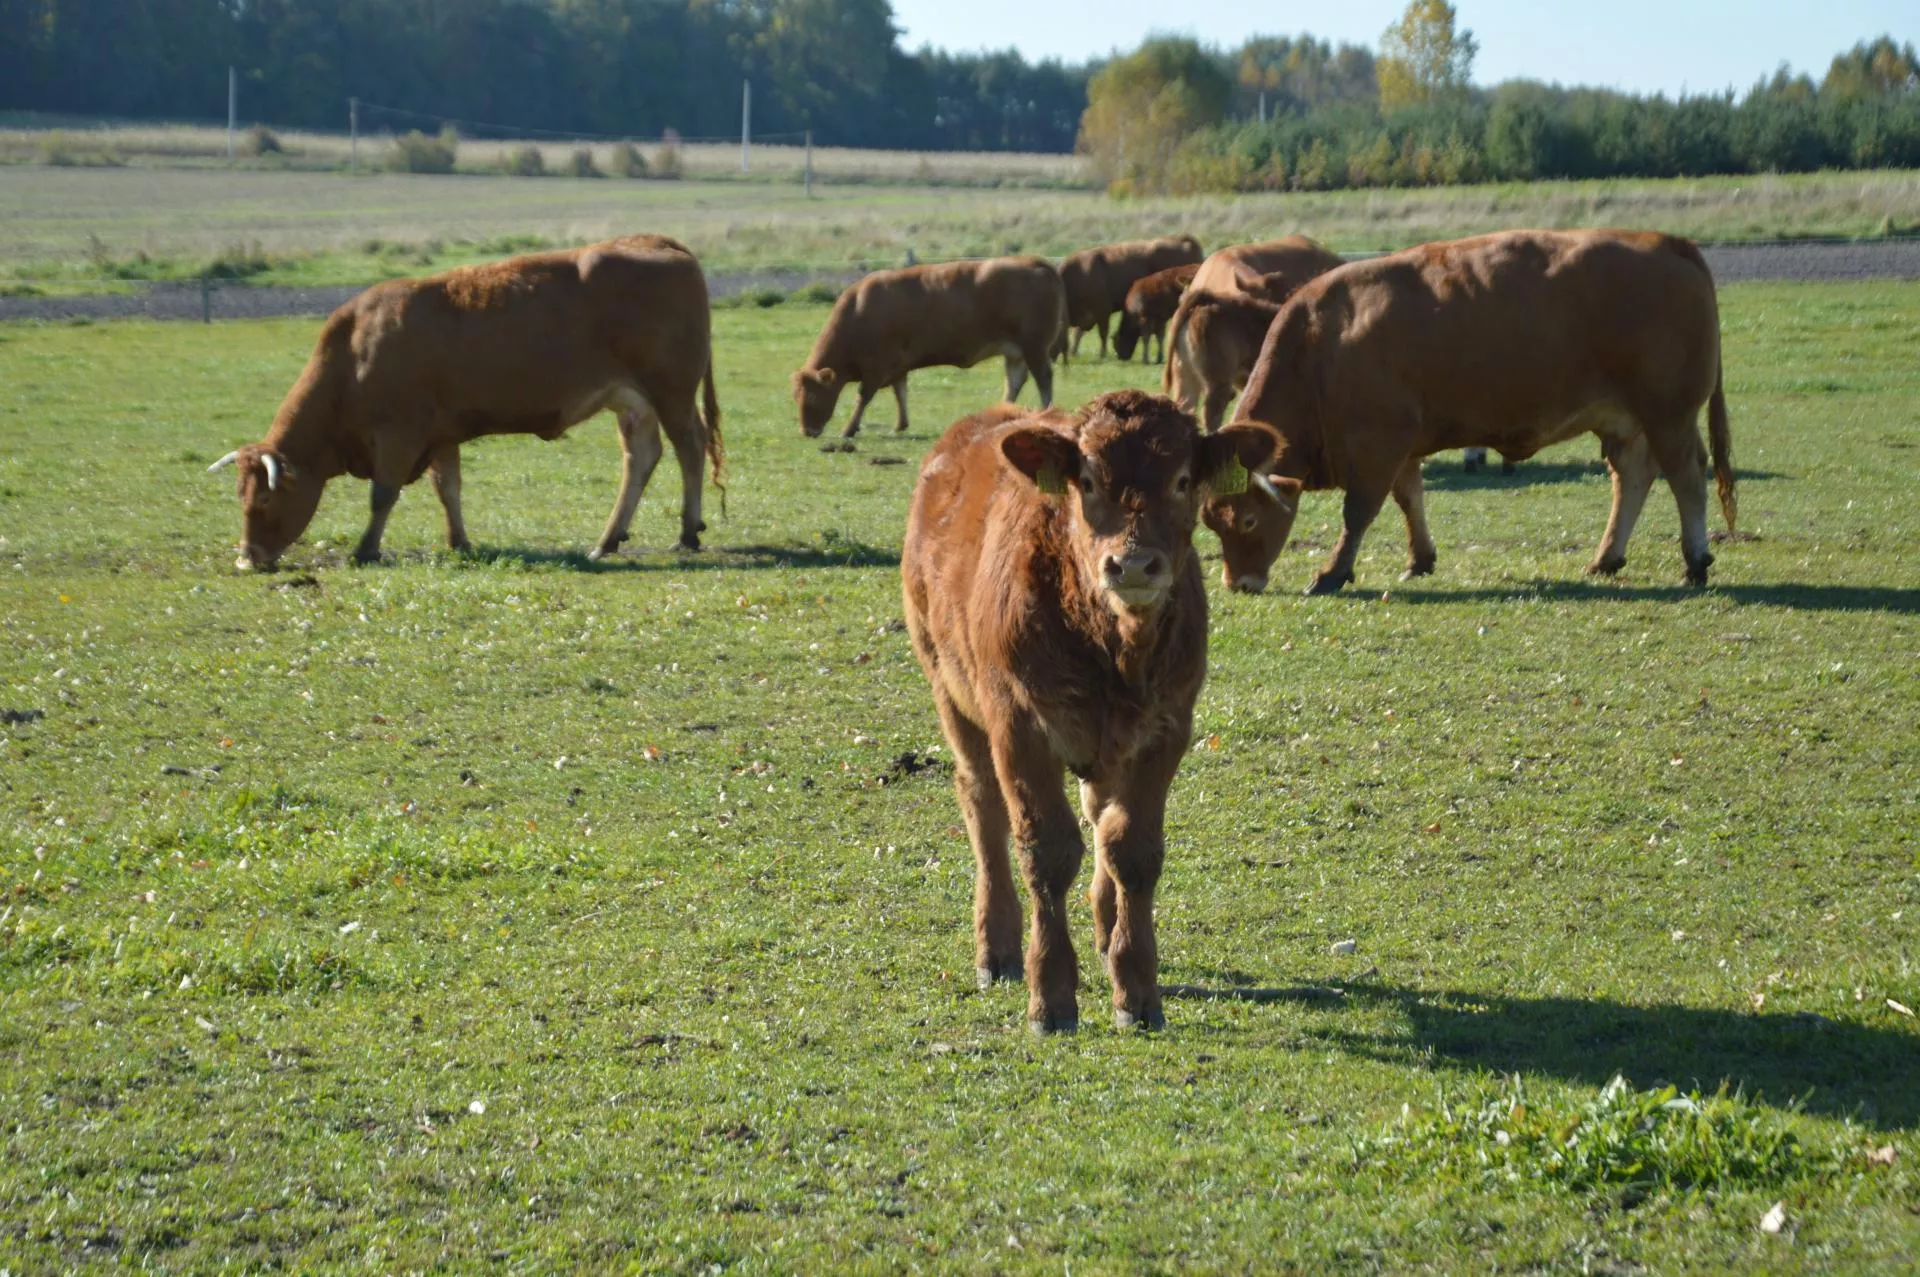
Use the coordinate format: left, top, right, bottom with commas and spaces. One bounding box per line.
1417, 460, 1788, 493
434, 540, 900, 572
1168, 980, 1920, 1129
1383, 580, 1920, 615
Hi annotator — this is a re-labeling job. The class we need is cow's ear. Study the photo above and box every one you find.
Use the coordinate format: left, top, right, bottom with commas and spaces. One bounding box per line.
999, 427, 1081, 495
1199, 423, 1282, 495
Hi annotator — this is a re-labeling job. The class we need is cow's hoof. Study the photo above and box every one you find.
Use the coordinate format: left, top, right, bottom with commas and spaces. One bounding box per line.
1401, 559, 1436, 580
1684, 558, 1713, 588
1028, 1014, 1078, 1037
1587, 556, 1627, 577
677, 535, 701, 552
975, 956, 1022, 989
1501, 460, 1517, 475
893, 421, 909, 435
1304, 573, 1349, 596
1114, 1005, 1165, 1032
696, 520, 707, 534
351, 551, 381, 567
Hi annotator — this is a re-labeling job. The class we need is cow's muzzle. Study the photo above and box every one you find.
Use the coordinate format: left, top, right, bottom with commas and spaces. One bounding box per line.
1103, 549, 1173, 611
1228, 572, 1269, 594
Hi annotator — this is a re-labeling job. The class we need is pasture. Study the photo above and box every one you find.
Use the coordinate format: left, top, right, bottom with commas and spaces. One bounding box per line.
1, 282, 1917, 1270
3, 163, 1918, 296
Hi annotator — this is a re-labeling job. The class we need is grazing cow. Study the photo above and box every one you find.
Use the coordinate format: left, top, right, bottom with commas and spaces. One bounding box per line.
208, 235, 722, 570
1202, 229, 1736, 594
901, 392, 1280, 1033
1163, 285, 1294, 433
1113, 263, 1199, 364
1058, 236, 1205, 361
792, 257, 1065, 439
1165, 237, 1344, 414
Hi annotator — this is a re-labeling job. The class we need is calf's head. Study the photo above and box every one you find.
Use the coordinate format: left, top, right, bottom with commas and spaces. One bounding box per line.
208, 444, 321, 570
999, 390, 1280, 616
1112, 309, 1141, 361
790, 368, 841, 438
1202, 470, 1306, 594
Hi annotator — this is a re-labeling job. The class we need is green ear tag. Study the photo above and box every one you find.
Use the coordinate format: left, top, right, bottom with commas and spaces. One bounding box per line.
1036, 467, 1067, 495
1211, 456, 1249, 497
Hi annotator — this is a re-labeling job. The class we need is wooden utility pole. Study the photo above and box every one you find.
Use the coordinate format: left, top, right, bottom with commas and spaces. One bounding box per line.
350, 97, 359, 171
227, 66, 237, 160
741, 80, 751, 173
804, 129, 812, 197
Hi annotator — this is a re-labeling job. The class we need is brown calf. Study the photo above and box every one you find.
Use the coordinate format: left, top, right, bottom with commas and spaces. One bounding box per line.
1165, 239, 1344, 414
792, 256, 1064, 438
1204, 229, 1736, 594
902, 392, 1279, 1033
1113, 263, 1199, 363
1058, 236, 1205, 361
209, 235, 722, 569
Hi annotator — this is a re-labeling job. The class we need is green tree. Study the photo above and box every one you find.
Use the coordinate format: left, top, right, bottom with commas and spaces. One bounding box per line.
1822, 36, 1919, 99
1377, 0, 1477, 111
1077, 37, 1232, 193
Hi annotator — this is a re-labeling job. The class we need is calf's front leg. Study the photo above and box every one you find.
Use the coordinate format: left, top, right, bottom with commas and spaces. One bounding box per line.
993, 726, 1084, 1034
1084, 742, 1180, 1030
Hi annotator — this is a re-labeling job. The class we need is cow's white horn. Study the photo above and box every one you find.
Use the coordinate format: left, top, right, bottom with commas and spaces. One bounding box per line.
1250, 471, 1281, 503
262, 454, 281, 491
207, 451, 241, 473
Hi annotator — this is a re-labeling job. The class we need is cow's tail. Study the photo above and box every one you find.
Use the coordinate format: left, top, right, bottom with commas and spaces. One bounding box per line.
701, 356, 726, 515
1709, 354, 1734, 534
1162, 296, 1193, 397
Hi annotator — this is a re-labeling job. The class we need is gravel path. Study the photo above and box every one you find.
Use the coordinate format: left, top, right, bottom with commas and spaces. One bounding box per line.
2, 240, 1915, 324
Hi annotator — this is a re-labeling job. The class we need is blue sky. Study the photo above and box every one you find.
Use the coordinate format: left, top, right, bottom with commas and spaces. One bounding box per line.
890, 1, 1915, 97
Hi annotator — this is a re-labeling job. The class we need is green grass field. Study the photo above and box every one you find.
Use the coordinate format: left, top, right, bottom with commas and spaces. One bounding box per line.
1, 284, 1917, 1270
2, 165, 1917, 296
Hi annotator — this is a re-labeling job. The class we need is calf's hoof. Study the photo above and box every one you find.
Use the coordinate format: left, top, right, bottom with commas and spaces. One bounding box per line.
1028, 1013, 1079, 1037
1400, 558, 1436, 580
1587, 556, 1627, 577
893, 421, 910, 435
1114, 1005, 1165, 1032
974, 954, 1023, 989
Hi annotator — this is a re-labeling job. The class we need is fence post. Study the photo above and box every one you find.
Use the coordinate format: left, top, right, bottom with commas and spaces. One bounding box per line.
804, 129, 812, 197
227, 66, 237, 161
741, 80, 751, 173
350, 97, 359, 171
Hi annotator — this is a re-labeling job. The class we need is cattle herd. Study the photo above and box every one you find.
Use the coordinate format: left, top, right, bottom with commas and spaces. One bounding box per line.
210, 224, 1738, 1034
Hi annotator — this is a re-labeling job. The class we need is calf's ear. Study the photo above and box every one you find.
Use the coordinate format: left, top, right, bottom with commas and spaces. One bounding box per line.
1199, 423, 1283, 496
999, 426, 1082, 495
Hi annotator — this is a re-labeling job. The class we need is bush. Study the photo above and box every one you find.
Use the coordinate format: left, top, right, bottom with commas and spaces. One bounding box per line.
243, 124, 284, 157
387, 128, 458, 174
502, 144, 546, 177
652, 130, 683, 179
37, 130, 123, 168
609, 141, 649, 178
567, 147, 602, 178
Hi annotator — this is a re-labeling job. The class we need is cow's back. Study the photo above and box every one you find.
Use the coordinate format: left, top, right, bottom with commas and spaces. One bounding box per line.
1190, 236, 1340, 297
1261, 229, 1721, 459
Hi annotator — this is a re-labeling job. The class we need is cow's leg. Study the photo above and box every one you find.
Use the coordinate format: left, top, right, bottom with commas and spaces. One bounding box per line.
1463, 447, 1487, 473
659, 402, 708, 551
353, 482, 401, 565
1069, 327, 1084, 357
428, 444, 471, 552
935, 693, 1021, 986
1391, 458, 1437, 578
890, 379, 910, 434
1096, 315, 1110, 360
841, 384, 877, 439
1018, 343, 1055, 409
1589, 433, 1658, 577
592, 404, 665, 560
1644, 418, 1715, 586
992, 725, 1083, 1034
1080, 781, 1115, 957
1003, 353, 1030, 404
1309, 478, 1392, 595
1085, 743, 1181, 1030
1201, 378, 1233, 435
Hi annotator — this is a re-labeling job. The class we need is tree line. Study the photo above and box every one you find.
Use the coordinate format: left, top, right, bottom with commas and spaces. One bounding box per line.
2, 0, 1916, 191
0, 0, 1087, 153
1085, 7, 1920, 194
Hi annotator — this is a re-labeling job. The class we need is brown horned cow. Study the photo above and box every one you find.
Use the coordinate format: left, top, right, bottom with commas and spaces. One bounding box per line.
792, 257, 1065, 439
1164, 237, 1344, 416
1058, 236, 1205, 361
1112, 263, 1199, 364
902, 392, 1280, 1033
208, 234, 722, 570
1203, 229, 1736, 594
